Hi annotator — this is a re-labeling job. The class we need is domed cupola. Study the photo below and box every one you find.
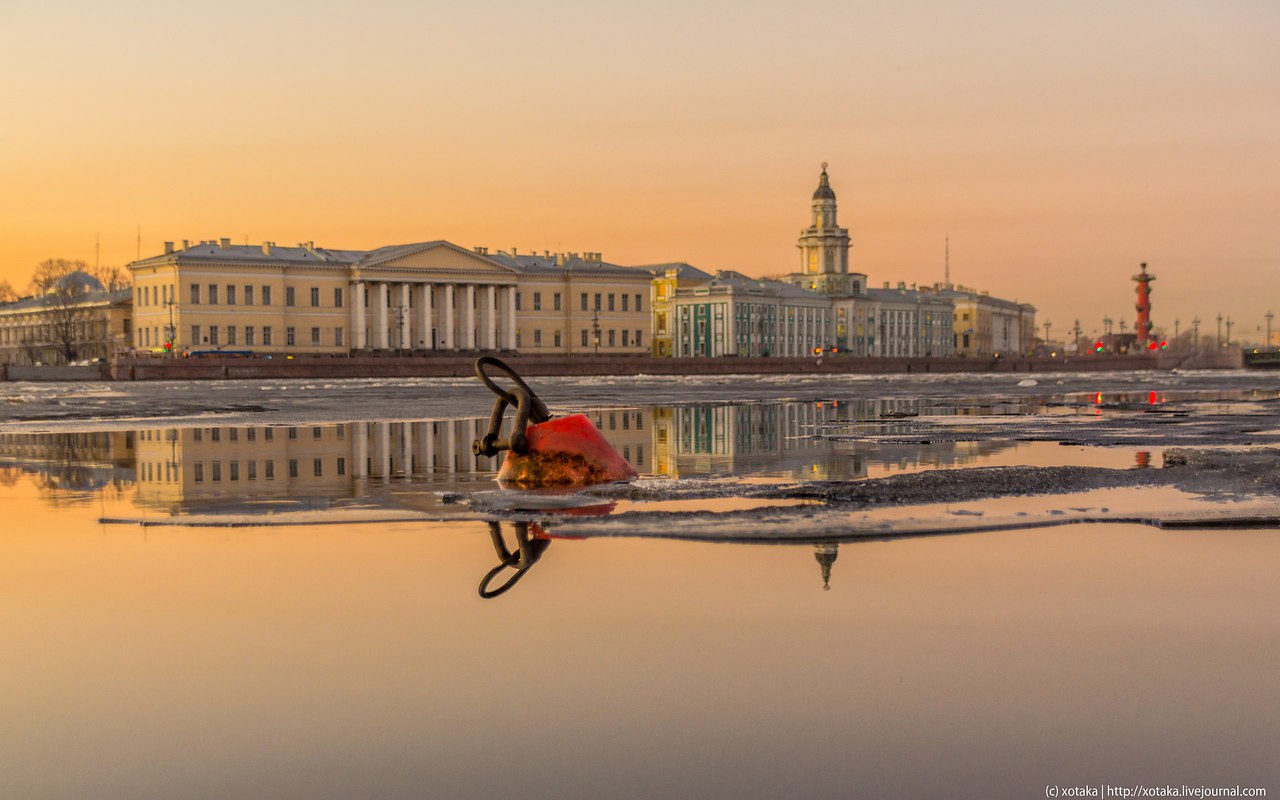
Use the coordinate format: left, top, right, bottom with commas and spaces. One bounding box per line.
812, 165, 836, 201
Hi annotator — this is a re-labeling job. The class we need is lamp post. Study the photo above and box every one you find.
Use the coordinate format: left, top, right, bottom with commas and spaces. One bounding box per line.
1173, 318, 1180, 352
164, 296, 176, 356
393, 305, 406, 350
1225, 316, 1233, 348
1192, 317, 1201, 353
1217, 313, 1224, 349
591, 307, 600, 355
1267, 310, 1274, 348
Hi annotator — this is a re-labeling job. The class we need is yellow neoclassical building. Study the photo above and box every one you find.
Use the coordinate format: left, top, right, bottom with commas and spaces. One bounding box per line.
128, 239, 652, 356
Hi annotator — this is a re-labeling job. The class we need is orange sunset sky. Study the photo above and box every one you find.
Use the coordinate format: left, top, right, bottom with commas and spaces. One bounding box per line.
2, 0, 1277, 341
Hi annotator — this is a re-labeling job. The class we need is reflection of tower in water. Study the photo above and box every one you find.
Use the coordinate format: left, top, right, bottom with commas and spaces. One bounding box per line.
813, 543, 838, 591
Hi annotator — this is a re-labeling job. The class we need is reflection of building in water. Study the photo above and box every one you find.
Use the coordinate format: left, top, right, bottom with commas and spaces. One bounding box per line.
0, 431, 135, 497
651, 400, 1017, 479
128, 413, 652, 513
814, 543, 838, 591
581, 409, 649, 475
130, 419, 521, 511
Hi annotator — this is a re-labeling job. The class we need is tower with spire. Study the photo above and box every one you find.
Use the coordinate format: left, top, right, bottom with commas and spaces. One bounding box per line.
813, 543, 839, 591
795, 163, 860, 297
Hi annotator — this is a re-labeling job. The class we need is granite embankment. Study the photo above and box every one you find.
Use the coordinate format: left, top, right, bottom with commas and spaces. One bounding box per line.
0, 349, 1245, 381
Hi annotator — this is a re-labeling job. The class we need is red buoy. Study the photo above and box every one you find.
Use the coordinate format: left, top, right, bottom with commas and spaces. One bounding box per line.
498, 413, 638, 488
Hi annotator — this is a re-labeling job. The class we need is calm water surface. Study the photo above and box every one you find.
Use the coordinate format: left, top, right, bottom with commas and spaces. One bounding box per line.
2, 399, 1278, 798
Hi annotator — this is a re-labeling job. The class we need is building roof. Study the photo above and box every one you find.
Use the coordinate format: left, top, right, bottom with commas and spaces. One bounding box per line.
132, 241, 361, 268
0, 287, 131, 314
934, 286, 1035, 313
865, 287, 954, 307
484, 251, 651, 279
53, 270, 105, 293
636, 262, 714, 283
678, 270, 829, 302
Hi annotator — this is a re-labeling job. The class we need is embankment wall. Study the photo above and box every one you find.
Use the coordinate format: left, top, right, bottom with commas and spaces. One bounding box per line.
88, 351, 1236, 381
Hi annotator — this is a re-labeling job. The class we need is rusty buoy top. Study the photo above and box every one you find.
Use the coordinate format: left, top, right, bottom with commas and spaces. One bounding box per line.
470, 357, 637, 488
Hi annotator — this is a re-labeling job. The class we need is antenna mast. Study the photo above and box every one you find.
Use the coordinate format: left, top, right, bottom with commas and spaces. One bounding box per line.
945, 236, 950, 288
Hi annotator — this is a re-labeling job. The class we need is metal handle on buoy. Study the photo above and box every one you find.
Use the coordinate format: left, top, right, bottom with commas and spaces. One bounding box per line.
472, 356, 552, 457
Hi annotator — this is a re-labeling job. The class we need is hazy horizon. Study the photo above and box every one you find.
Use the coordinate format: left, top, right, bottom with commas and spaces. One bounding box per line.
2, 0, 1277, 341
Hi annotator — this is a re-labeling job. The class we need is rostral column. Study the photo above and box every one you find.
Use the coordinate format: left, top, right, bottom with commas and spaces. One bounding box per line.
1133, 262, 1155, 347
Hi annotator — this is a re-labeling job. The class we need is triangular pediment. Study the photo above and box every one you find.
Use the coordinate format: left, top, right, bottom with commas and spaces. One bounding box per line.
360, 241, 517, 275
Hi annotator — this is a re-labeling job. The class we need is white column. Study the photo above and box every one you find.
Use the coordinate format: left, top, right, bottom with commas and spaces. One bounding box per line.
504, 286, 517, 350
375, 283, 389, 350
463, 285, 476, 349
354, 422, 369, 478
353, 282, 367, 349
466, 418, 478, 472
401, 422, 413, 480
485, 285, 497, 350
378, 421, 392, 482
416, 422, 433, 478
417, 284, 432, 349
444, 421, 456, 473
398, 283, 411, 350
442, 285, 455, 350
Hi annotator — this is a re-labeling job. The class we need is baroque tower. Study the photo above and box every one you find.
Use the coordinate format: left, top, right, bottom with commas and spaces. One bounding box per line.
797, 164, 858, 296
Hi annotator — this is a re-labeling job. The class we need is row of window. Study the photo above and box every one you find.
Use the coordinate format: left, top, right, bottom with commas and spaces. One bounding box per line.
190, 425, 343, 442
513, 291, 647, 313
190, 457, 346, 482
188, 285, 343, 308
514, 329, 646, 348
0, 320, 110, 345
190, 325, 344, 347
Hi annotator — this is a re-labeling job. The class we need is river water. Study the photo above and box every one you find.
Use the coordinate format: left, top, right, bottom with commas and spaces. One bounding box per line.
2, 380, 1278, 798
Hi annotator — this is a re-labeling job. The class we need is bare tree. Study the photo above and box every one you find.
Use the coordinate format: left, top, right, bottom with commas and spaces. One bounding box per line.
0, 280, 16, 303
88, 264, 132, 291
29, 258, 89, 295
45, 283, 96, 364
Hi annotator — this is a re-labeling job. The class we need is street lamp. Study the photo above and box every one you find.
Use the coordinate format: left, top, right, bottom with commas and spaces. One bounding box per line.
1267, 310, 1274, 348
591, 307, 600, 354
164, 295, 176, 356
1192, 317, 1201, 353
1217, 313, 1224, 349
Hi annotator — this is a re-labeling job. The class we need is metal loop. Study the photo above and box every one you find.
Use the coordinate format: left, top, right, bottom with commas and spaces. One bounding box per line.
471, 357, 552, 458
474, 356, 546, 415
